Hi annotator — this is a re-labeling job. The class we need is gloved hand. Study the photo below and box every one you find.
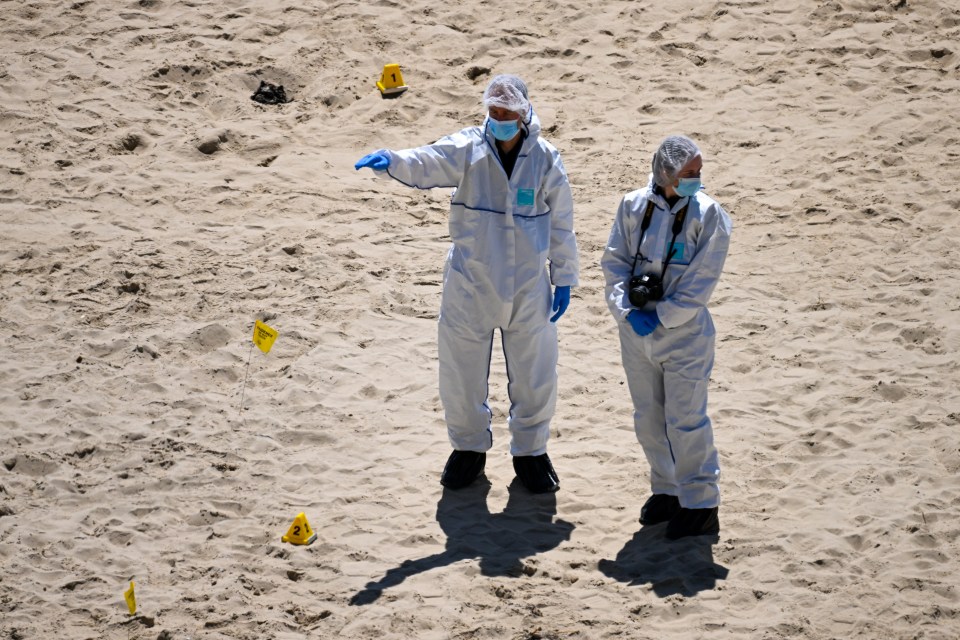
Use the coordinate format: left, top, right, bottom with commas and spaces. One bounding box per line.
354, 151, 390, 171
627, 309, 659, 336
550, 286, 570, 323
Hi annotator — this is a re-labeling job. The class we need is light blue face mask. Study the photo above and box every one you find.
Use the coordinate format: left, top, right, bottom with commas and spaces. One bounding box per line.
488, 117, 520, 142
675, 177, 701, 197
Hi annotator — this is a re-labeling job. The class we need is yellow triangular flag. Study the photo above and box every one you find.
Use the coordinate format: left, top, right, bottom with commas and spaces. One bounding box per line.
281, 512, 317, 545
252, 319, 278, 354
124, 581, 136, 615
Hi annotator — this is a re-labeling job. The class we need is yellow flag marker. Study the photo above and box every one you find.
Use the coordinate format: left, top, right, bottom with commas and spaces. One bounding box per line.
253, 319, 278, 354
377, 63, 408, 96
282, 512, 317, 545
238, 318, 280, 417
124, 581, 137, 615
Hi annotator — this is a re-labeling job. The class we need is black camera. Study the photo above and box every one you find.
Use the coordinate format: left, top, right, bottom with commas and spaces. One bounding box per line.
628, 273, 663, 307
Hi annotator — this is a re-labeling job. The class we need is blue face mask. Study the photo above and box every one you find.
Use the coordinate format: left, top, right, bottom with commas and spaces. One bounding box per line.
675, 178, 701, 197
488, 117, 520, 142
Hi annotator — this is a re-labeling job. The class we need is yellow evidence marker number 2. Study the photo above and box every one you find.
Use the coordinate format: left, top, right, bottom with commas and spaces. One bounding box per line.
282, 512, 318, 545
377, 63, 408, 96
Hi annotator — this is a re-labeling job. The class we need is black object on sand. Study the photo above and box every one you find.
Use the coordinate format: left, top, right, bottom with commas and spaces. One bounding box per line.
251, 80, 290, 105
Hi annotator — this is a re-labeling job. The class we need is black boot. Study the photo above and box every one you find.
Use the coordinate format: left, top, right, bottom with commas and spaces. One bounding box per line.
440, 450, 486, 489
639, 494, 681, 525
665, 507, 720, 540
513, 453, 560, 494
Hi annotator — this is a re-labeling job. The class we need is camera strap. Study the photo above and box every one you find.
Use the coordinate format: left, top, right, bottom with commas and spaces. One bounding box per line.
629, 199, 657, 276
661, 202, 690, 278
629, 199, 690, 277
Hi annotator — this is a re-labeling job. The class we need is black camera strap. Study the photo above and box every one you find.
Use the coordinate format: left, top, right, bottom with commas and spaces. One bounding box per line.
629, 199, 690, 277
629, 199, 657, 276
661, 202, 690, 279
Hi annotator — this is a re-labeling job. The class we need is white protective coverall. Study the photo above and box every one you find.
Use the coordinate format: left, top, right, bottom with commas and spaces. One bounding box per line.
601, 183, 731, 509
376, 110, 579, 456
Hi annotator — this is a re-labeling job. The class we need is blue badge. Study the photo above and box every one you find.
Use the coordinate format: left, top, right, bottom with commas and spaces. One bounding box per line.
670, 242, 685, 262
517, 189, 535, 206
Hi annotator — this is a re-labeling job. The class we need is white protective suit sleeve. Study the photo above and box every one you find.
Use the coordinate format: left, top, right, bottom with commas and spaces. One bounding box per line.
543, 155, 578, 287
376, 133, 472, 190
601, 195, 643, 323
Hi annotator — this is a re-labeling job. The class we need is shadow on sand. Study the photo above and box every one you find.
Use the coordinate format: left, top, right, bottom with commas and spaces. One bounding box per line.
350, 477, 574, 605
598, 523, 728, 597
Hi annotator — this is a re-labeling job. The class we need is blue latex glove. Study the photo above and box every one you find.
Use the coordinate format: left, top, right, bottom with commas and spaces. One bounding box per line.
627, 309, 659, 336
355, 152, 390, 171
550, 286, 571, 323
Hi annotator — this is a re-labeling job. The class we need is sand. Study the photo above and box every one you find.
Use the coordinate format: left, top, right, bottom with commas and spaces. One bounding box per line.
2, 0, 960, 638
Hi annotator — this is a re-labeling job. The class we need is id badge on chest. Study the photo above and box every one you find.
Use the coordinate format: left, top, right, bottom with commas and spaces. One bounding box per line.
669, 242, 685, 263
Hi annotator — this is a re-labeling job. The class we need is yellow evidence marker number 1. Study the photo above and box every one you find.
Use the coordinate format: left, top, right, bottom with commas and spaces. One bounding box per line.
377, 63, 408, 96
282, 512, 318, 545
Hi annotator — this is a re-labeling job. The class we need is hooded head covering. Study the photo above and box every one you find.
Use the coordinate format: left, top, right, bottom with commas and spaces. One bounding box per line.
482, 74, 530, 118
652, 135, 701, 188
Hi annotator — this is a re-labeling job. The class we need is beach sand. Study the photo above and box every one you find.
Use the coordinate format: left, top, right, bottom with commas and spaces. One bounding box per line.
2, 0, 960, 638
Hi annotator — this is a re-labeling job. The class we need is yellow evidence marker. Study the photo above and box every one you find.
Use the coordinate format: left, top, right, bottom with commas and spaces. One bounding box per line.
252, 319, 278, 354
282, 512, 318, 545
377, 63, 408, 96
124, 581, 137, 615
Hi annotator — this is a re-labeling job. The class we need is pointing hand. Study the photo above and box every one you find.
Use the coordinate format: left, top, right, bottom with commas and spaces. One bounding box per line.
355, 152, 390, 171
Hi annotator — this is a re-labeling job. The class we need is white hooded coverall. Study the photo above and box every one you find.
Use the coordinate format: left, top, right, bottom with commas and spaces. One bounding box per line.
377, 111, 579, 456
601, 184, 731, 509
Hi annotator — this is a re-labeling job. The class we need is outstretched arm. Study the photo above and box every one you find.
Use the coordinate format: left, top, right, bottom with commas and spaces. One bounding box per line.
355, 130, 474, 190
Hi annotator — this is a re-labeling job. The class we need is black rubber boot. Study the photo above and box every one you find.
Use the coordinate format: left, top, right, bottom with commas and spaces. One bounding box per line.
665, 507, 720, 540
639, 494, 681, 525
512, 453, 560, 494
440, 450, 486, 489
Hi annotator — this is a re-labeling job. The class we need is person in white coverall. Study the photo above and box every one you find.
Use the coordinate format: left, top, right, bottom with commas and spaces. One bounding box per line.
601, 135, 731, 539
355, 75, 579, 494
